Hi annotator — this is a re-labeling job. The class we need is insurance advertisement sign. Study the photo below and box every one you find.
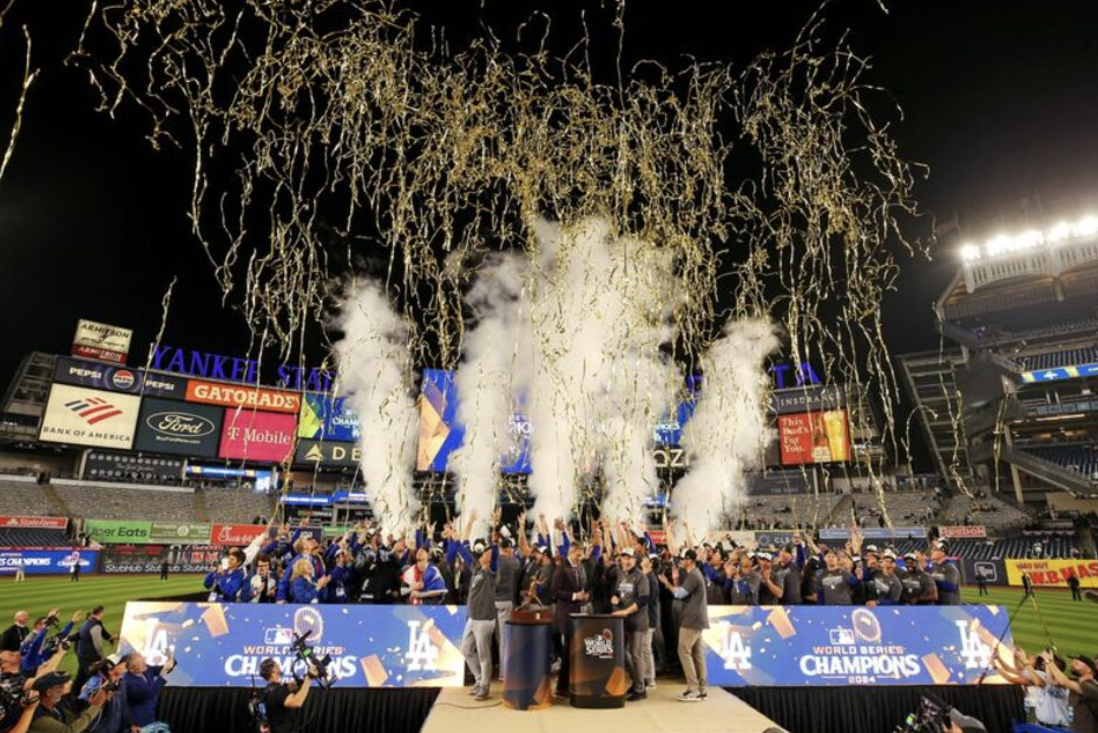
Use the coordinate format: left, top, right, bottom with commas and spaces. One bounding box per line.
219, 410, 296, 462
119, 602, 467, 687
39, 384, 140, 450
134, 398, 223, 457
703, 605, 1013, 686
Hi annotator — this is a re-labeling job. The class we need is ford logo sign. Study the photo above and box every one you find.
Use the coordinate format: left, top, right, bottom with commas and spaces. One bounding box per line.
147, 411, 216, 437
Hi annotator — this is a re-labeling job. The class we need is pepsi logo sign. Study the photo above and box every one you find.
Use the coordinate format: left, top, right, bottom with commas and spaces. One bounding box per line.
112, 370, 136, 390
147, 411, 217, 437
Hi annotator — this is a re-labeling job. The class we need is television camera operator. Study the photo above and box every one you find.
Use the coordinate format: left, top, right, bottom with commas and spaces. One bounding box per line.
254, 658, 320, 733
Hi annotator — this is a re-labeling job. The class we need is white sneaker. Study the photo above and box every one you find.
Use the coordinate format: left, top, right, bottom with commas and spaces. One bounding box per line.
646, 680, 657, 690
677, 691, 702, 703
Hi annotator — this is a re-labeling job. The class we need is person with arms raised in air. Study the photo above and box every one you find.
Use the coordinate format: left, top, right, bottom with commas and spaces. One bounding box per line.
123, 651, 177, 730
451, 510, 498, 702
1042, 652, 1098, 733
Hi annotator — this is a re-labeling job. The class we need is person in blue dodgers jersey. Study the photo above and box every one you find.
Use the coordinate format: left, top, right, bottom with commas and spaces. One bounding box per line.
204, 548, 250, 602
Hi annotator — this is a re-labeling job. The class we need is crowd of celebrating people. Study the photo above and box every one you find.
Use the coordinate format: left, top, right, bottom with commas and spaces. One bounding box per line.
0, 606, 176, 733
201, 512, 965, 707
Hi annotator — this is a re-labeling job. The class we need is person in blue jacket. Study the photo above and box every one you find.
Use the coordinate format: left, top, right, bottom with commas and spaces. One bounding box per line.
204, 548, 250, 602
276, 535, 327, 603
19, 609, 83, 678
288, 558, 328, 604
122, 650, 177, 729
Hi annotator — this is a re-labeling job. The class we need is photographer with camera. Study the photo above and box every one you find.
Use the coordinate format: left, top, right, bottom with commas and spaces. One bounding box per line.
122, 652, 176, 731
27, 671, 109, 733
20, 612, 83, 679
255, 658, 316, 733
77, 655, 133, 733
0, 651, 40, 733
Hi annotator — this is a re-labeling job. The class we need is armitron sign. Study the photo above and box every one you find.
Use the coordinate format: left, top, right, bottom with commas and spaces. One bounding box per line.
73, 320, 133, 365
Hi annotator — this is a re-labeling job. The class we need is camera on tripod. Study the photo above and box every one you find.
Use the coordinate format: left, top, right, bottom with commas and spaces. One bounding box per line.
289, 631, 333, 688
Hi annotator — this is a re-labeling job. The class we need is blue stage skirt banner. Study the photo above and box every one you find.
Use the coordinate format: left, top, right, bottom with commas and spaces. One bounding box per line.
703, 605, 1014, 686
119, 602, 467, 688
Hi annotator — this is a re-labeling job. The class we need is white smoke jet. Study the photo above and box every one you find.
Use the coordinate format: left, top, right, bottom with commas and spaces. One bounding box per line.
523, 218, 680, 525
449, 254, 527, 539
673, 318, 778, 531
334, 282, 420, 537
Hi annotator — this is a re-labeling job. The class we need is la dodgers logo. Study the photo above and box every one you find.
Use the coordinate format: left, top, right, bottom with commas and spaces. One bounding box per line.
407, 620, 439, 672
722, 628, 752, 671
956, 621, 990, 670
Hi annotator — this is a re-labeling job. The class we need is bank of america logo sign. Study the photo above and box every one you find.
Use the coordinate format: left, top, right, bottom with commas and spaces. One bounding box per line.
64, 396, 123, 425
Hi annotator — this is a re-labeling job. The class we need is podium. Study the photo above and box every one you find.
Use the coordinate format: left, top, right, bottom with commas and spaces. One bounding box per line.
568, 613, 627, 709
502, 607, 553, 710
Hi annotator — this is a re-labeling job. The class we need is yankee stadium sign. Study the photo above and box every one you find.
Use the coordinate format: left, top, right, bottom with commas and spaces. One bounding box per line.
150, 344, 335, 392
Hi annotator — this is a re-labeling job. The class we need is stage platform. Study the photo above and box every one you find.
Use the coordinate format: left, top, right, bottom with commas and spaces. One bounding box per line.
421, 685, 781, 733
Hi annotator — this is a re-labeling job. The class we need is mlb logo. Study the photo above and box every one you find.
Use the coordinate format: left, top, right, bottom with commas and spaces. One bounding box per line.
829, 627, 856, 646
265, 627, 294, 645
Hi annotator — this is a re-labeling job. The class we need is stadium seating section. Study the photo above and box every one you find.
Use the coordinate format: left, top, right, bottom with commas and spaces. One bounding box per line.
1022, 444, 1098, 480
740, 493, 845, 530
1015, 345, 1098, 371
0, 527, 68, 547
0, 478, 55, 517
938, 493, 1032, 533
850, 491, 940, 527
200, 489, 275, 524
51, 481, 197, 522
946, 535, 1078, 560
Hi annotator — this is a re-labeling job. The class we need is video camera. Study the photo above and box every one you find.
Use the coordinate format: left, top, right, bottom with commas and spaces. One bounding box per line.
0, 676, 38, 726
894, 693, 986, 733
39, 631, 80, 658
289, 631, 333, 689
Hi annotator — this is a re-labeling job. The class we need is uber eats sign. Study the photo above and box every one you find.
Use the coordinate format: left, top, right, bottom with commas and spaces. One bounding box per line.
85, 520, 214, 545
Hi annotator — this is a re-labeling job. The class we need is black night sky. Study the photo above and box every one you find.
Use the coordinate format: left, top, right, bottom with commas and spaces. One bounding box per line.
3, 0, 1098, 391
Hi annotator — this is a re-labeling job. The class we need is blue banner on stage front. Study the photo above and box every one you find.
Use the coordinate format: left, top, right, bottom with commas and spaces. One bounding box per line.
0, 548, 99, 575
703, 605, 1013, 686
119, 602, 467, 688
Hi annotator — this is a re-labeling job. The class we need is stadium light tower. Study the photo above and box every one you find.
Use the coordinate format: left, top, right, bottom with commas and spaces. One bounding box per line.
959, 214, 1098, 292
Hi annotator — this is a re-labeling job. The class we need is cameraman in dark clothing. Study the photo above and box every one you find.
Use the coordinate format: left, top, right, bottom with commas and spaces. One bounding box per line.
257, 658, 314, 733
73, 608, 115, 696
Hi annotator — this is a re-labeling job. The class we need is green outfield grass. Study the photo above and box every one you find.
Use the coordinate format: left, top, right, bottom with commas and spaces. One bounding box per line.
0, 575, 1093, 679
0, 574, 204, 676
966, 585, 1098, 661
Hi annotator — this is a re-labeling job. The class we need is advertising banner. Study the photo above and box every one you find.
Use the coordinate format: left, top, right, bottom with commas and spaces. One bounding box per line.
939, 525, 987, 539
293, 440, 362, 469
186, 381, 301, 414
771, 384, 846, 415
101, 544, 220, 574
219, 410, 296, 463
85, 520, 152, 544
818, 527, 928, 541
0, 516, 68, 530
745, 469, 815, 496
134, 398, 223, 457
1005, 558, 1098, 589
703, 605, 1013, 686
210, 524, 270, 547
83, 452, 185, 483
53, 357, 188, 398
73, 319, 132, 365
39, 385, 141, 450
149, 523, 212, 544
297, 394, 361, 442
961, 558, 1007, 586
119, 602, 467, 688
778, 410, 851, 465
0, 548, 99, 575
755, 531, 797, 548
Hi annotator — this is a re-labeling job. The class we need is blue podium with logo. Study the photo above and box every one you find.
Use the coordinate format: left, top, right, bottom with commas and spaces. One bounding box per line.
568, 613, 626, 709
